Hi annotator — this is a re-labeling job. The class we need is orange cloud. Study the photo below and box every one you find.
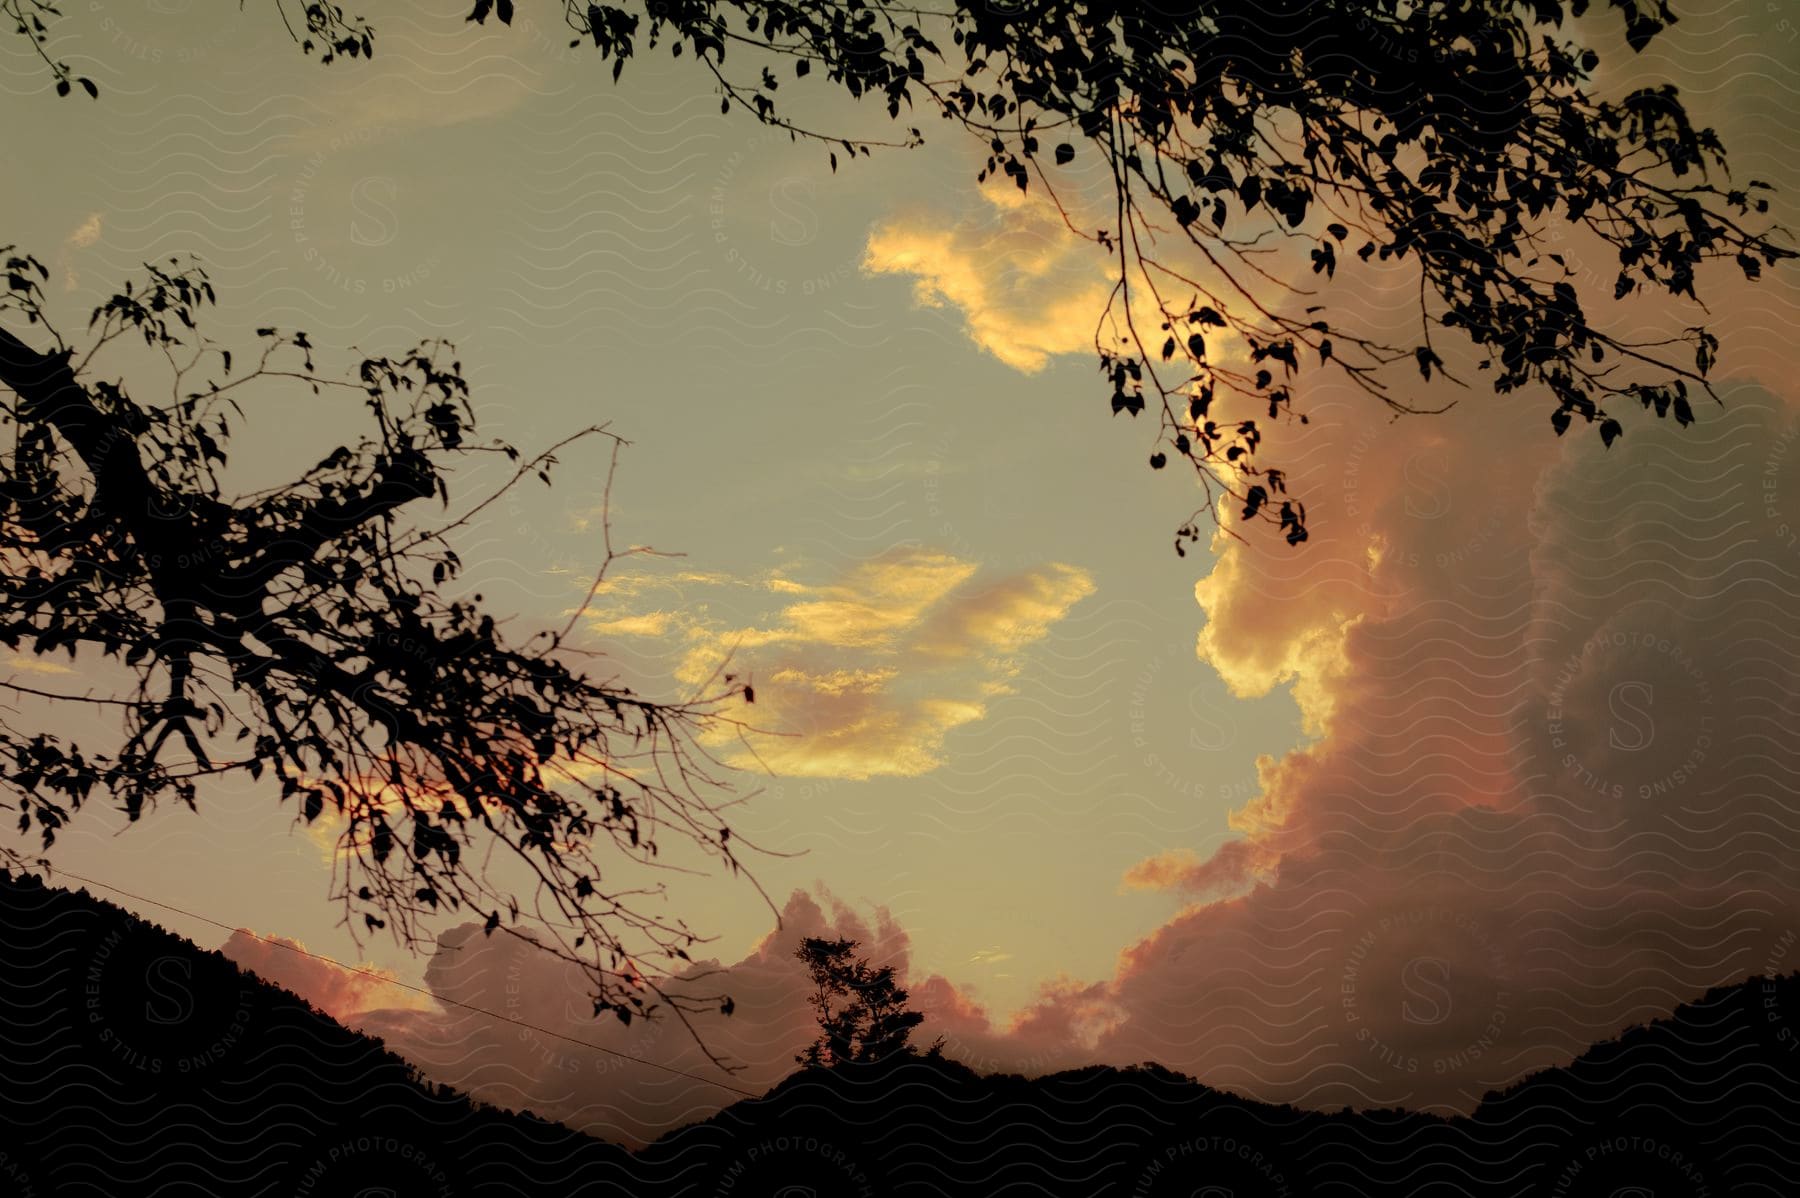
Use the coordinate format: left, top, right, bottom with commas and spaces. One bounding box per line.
350, 887, 1011, 1147
1118, 848, 1205, 893
220, 930, 434, 1024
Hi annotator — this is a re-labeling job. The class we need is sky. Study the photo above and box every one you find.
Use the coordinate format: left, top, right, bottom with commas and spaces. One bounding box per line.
5, 0, 1800, 1148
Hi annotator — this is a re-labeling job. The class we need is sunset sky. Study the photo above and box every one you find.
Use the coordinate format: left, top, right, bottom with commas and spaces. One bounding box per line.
6, 0, 1800, 1145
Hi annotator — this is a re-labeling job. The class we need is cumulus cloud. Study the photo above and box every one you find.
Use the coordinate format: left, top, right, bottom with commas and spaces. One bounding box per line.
586, 548, 1094, 779
682, 551, 1093, 777
344, 888, 1087, 1146
1117, 848, 1206, 893
1067, 223, 1800, 1114
220, 930, 434, 1023
851, 135, 1800, 1113
864, 186, 1113, 372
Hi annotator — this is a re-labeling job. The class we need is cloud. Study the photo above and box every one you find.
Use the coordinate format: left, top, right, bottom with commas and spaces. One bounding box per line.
588, 548, 1095, 780
1118, 848, 1206, 893
64, 213, 102, 250
864, 186, 1113, 373
56, 210, 103, 290
587, 611, 676, 637
220, 930, 434, 1023
344, 888, 1084, 1147
3, 654, 74, 677
1067, 223, 1800, 1113
688, 551, 1093, 777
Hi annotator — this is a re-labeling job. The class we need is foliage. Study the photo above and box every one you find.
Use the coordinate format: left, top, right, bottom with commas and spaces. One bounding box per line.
3, 0, 369, 97
468, 0, 1792, 547
794, 935, 928, 1067
19, 1, 1794, 547
0, 249, 763, 1063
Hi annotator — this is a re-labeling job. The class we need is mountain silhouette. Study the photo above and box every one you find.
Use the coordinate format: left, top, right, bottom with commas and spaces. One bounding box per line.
3, 868, 1796, 1195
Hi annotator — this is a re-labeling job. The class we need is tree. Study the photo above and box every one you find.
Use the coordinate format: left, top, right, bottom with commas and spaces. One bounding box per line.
4, 0, 372, 97
794, 935, 928, 1067
0, 249, 767, 1063
19, 0, 1794, 549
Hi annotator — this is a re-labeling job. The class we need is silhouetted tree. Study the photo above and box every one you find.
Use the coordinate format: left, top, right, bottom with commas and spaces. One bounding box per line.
0, 249, 765, 1063
5, 0, 372, 97
794, 935, 927, 1067
22, 0, 1794, 546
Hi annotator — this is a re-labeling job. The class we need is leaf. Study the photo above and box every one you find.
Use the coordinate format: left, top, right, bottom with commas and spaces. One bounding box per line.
1599, 418, 1623, 448
79, 78, 97, 99
484, 911, 501, 935
1054, 142, 1074, 165
1111, 392, 1145, 417
495, 0, 513, 23
1149, 452, 1166, 470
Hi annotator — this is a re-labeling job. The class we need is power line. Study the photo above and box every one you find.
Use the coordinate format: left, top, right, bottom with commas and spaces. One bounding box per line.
40, 867, 763, 1100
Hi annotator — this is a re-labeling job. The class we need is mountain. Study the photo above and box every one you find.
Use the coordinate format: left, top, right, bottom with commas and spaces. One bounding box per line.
3, 867, 1797, 1195
0, 868, 637, 1196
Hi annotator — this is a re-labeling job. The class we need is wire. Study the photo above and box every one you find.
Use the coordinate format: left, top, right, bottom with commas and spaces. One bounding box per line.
40, 867, 764, 1100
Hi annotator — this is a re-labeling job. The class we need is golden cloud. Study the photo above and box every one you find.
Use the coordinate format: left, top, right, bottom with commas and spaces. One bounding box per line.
615, 547, 1097, 780
864, 187, 1113, 373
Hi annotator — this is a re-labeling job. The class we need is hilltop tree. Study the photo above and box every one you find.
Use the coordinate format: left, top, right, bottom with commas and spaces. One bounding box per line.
0, 249, 765, 1064
17, 0, 1794, 547
794, 935, 929, 1067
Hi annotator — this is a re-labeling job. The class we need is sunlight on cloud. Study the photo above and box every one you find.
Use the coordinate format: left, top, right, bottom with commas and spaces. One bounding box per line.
64, 212, 102, 249
1118, 848, 1206, 893
3, 653, 74, 676
588, 610, 676, 637
597, 547, 1095, 780
221, 929, 435, 1022
864, 187, 1112, 373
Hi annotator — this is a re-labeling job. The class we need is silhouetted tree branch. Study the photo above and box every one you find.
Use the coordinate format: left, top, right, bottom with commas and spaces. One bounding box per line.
18, 1, 1793, 549
0, 248, 764, 1068
496, 0, 1798, 549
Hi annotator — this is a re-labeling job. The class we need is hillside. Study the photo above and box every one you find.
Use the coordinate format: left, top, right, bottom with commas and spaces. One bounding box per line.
3, 868, 1798, 1195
